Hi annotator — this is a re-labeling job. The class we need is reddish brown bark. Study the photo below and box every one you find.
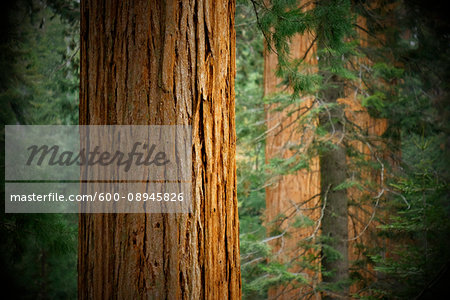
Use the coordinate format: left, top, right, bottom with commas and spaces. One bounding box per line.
264, 2, 322, 298
78, 1, 241, 299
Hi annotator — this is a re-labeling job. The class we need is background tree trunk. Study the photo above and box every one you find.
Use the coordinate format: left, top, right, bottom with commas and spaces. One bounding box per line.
78, 1, 241, 299
315, 3, 348, 298
344, 11, 393, 295
264, 2, 322, 298
264, 4, 391, 298
318, 77, 349, 300
319, 7, 392, 298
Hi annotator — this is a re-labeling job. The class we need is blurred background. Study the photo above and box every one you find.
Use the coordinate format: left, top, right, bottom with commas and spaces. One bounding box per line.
1, 0, 449, 299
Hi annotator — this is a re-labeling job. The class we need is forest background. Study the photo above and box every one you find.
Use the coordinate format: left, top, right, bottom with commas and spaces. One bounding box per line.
1, 0, 449, 299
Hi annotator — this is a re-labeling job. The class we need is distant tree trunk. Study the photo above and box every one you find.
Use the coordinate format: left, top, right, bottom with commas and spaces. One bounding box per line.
316, 7, 349, 300
264, 1, 393, 298
78, 1, 241, 299
264, 2, 322, 298
345, 11, 392, 295
318, 79, 349, 299
320, 6, 392, 298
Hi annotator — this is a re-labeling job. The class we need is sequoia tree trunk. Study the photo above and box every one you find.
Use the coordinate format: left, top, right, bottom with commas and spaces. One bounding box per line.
78, 1, 241, 299
264, 1, 322, 299
264, 1, 392, 298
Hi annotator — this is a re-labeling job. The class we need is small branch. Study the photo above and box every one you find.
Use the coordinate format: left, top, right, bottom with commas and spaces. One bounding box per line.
305, 184, 330, 241
51, 46, 79, 76
262, 230, 287, 243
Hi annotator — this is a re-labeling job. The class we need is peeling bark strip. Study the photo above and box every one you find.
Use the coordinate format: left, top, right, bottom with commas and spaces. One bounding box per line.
78, 1, 241, 299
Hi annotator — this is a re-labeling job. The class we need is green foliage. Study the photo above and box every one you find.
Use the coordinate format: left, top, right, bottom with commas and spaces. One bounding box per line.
333, 179, 364, 192
1, 1, 79, 298
1, 2, 79, 125
235, 0, 266, 225
361, 91, 386, 114
0, 214, 78, 299
369, 133, 450, 298
235, 2, 273, 298
238, 0, 450, 299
